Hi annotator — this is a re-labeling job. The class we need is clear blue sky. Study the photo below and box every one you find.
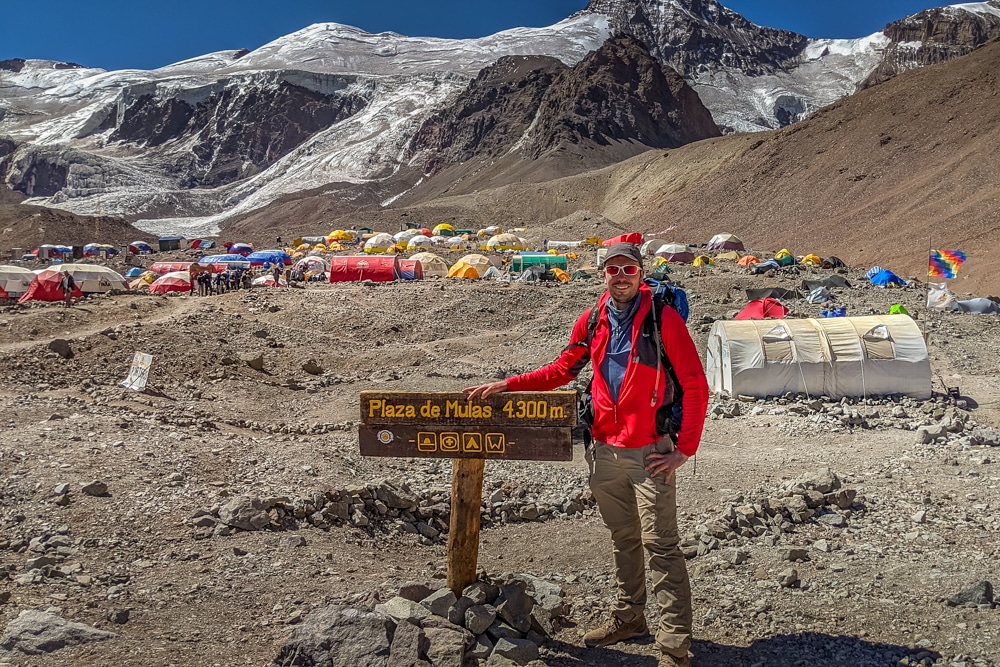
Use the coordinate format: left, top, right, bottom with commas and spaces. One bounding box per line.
1, 1, 940, 71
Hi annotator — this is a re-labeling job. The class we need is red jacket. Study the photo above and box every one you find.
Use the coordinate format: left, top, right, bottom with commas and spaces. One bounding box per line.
506, 285, 708, 456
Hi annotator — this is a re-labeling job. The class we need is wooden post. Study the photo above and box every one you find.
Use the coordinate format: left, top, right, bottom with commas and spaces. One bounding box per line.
446, 458, 485, 596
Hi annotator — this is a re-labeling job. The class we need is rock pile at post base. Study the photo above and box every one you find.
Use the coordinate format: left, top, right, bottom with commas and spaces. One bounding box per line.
274, 572, 565, 667
187, 478, 595, 544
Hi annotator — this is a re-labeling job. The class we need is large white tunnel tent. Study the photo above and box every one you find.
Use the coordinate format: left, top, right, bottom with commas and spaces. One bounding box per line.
705, 315, 931, 400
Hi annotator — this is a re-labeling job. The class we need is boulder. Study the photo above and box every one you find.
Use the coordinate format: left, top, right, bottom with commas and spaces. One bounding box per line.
0, 610, 115, 655
218, 496, 270, 531
274, 606, 392, 666
947, 581, 994, 607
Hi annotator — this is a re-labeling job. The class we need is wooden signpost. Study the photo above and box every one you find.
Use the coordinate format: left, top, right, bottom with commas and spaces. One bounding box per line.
360, 390, 576, 594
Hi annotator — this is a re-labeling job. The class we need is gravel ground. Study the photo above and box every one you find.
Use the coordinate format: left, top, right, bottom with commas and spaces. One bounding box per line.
0, 254, 998, 667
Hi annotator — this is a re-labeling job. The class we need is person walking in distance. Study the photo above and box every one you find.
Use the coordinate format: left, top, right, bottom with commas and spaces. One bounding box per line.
464, 243, 708, 667
59, 269, 76, 308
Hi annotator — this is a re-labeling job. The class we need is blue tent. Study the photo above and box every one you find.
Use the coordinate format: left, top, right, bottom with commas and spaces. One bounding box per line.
247, 250, 291, 266
865, 266, 885, 280
869, 269, 906, 287
125, 267, 145, 278
129, 241, 153, 253
199, 254, 250, 265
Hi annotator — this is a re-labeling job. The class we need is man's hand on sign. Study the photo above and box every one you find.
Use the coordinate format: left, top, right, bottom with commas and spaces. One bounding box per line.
645, 449, 688, 483
462, 380, 508, 401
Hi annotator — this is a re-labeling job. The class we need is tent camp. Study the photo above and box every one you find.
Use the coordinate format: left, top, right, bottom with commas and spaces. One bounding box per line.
603, 233, 644, 246
406, 235, 434, 250
706, 315, 931, 400
447, 263, 480, 280
329, 256, 398, 283
364, 234, 396, 255
954, 298, 1000, 315
870, 269, 906, 287
228, 243, 254, 256
484, 233, 528, 251
49, 264, 128, 294
641, 239, 667, 256
149, 271, 191, 295
397, 259, 424, 281
18, 268, 85, 303
197, 255, 251, 269
294, 256, 329, 275
746, 287, 801, 301
0, 265, 36, 297
409, 252, 449, 278
456, 254, 492, 276
707, 233, 745, 251
150, 261, 196, 275
802, 276, 851, 291
773, 249, 795, 266
655, 243, 694, 263
800, 254, 822, 266
693, 255, 714, 267
247, 250, 292, 266
252, 275, 287, 288
735, 298, 789, 320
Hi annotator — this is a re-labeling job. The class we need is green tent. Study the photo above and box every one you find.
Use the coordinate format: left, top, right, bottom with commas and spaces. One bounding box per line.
889, 304, 909, 315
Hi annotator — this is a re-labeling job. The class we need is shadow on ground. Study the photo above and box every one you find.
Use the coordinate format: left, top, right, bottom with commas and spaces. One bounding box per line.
545, 632, 916, 666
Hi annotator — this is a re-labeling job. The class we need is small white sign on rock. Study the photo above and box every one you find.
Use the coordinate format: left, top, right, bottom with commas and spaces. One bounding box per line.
121, 352, 153, 391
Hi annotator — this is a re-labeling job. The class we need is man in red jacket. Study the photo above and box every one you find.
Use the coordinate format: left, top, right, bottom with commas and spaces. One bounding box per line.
465, 243, 708, 667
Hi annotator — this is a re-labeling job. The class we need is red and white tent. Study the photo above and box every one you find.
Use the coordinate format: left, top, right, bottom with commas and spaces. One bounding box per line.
329, 256, 398, 283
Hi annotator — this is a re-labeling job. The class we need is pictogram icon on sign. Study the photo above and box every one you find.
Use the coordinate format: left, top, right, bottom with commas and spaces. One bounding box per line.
485, 433, 506, 454
417, 432, 437, 452
462, 433, 482, 453
440, 432, 460, 452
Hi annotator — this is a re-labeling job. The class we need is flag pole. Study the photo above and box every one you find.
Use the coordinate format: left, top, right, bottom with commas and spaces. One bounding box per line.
924, 237, 932, 343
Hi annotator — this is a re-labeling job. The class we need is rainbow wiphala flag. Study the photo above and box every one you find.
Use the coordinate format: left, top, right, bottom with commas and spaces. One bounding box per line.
928, 250, 967, 279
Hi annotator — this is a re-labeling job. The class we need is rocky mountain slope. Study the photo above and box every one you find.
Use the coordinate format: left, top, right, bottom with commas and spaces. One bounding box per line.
408, 35, 720, 179
3, 2, 1000, 240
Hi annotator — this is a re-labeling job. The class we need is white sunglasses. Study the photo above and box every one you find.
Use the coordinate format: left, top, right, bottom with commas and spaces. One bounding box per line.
603, 265, 641, 276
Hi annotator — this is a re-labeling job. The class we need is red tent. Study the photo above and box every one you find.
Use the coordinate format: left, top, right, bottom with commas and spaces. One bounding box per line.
150, 261, 195, 275
603, 233, 645, 246
18, 269, 84, 304
397, 259, 424, 281
329, 256, 398, 283
0, 285, 7, 300
735, 298, 789, 320
149, 272, 191, 295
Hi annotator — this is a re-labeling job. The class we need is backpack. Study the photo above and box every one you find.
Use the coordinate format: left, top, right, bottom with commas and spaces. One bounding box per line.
574, 278, 687, 446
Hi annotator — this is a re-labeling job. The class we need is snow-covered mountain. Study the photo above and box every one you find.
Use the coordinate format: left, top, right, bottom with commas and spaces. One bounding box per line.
1, 1, 999, 236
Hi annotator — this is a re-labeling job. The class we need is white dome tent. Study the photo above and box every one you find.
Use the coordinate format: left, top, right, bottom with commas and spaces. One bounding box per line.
705, 315, 931, 400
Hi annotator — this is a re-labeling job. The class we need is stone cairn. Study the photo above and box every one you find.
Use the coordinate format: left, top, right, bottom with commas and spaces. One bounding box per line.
274, 572, 565, 667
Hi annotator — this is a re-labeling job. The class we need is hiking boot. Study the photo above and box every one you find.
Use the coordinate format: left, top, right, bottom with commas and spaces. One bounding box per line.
658, 654, 692, 667
582, 615, 649, 647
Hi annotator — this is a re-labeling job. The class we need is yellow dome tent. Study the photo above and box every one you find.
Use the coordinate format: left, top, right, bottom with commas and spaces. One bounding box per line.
693, 255, 715, 267
801, 254, 822, 266
433, 223, 456, 237
447, 262, 480, 280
